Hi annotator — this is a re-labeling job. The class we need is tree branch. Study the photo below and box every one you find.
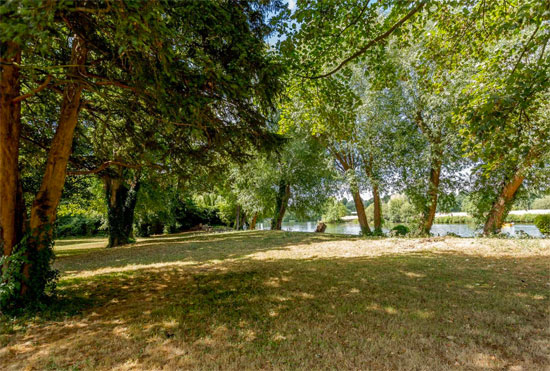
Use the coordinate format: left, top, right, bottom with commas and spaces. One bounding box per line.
67, 161, 141, 176
308, 1, 427, 79
12, 75, 52, 103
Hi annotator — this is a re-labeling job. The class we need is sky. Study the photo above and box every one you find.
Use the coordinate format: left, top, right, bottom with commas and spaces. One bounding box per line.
267, 0, 297, 46
288, 0, 296, 10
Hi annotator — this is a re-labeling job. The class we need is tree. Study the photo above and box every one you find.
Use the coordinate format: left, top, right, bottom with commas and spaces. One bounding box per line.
425, 1, 550, 233
280, 76, 377, 234
322, 198, 349, 223
379, 43, 465, 235
269, 134, 336, 230
280, 0, 428, 79
1, 0, 287, 306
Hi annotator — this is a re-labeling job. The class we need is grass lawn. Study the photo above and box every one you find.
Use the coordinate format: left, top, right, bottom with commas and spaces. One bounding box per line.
1, 231, 549, 370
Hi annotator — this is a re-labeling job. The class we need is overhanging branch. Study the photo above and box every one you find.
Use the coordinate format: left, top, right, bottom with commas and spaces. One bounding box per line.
308, 1, 427, 79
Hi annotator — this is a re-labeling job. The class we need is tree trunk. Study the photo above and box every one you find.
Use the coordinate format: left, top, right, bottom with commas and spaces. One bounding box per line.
0, 41, 23, 257
419, 159, 442, 235
29, 35, 88, 238
365, 160, 382, 233
483, 172, 525, 235
352, 190, 371, 235
104, 172, 141, 248
249, 212, 258, 230
334, 152, 370, 235
234, 204, 241, 230
372, 183, 382, 233
271, 180, 290, 230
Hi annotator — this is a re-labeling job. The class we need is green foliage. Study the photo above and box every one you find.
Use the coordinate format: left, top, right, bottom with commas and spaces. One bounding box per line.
534, 215, 550, 236
0, 229, 58, 312
506, 214, 539, 224
136, 194, 225, 237
172, 198, 223, 231
386, 195, 416, 224
322, 198, 349, 223
55, 177, 106, 237
434, 216, 474, 224
56, 214, 103, 238
390, 225, 409, 237
532, 196, 550, 210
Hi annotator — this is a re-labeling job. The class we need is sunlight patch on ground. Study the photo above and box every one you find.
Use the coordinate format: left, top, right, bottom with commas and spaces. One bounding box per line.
2, 231, 549, 370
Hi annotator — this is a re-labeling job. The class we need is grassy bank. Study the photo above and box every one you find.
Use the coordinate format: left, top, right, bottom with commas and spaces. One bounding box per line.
434, 213, 545, 224
1, 231, 549, 370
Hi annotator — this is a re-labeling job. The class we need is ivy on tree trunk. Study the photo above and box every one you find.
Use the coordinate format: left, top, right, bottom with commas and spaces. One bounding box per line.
104, 171, 141, 248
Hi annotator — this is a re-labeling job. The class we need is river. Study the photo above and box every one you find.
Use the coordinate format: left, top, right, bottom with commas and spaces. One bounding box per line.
256, 221, 543, 238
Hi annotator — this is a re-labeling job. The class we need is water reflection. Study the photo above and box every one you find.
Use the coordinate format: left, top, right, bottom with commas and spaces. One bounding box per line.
256, 221, 543, 238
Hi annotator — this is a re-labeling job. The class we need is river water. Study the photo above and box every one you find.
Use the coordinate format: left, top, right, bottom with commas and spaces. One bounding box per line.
256, 221, 543, 238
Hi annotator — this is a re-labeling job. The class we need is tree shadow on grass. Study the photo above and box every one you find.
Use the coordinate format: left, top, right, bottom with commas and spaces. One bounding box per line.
53, 231, 360, 275
3, 250, 549, 370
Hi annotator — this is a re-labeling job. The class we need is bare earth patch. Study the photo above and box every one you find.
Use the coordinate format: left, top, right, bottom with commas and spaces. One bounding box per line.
1, 231, 548, 370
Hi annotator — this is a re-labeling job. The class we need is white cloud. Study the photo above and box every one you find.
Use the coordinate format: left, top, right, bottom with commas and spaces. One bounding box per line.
288, 0, 296, 10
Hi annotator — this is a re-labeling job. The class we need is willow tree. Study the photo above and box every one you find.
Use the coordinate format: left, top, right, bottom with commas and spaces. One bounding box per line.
374, 42, 466, 236
280, 77, 375, 235
268, 134, 336, 230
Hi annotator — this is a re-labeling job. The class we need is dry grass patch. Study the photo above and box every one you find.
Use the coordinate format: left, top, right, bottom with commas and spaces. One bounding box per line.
1, 231, 549, 370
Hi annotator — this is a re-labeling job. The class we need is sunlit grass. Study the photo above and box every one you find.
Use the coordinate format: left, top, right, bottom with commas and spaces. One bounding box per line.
1, 231, 549, 370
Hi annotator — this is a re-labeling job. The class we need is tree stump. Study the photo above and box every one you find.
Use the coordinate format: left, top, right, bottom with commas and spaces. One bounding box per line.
315, 222, 327, 233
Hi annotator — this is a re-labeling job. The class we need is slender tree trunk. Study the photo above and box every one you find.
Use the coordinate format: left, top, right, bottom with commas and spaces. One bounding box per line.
365, 160, 382, 233
483, 172, 525, 235
272, 180, 290, 230
249, 212, 258, 230
29, 36, 88, 238
334, 152, 371, 235
0, 41, 24, 258
372, 183, 382, 233
234, 204, 241, 230
104, 172, 141, 248
352, 190, 371, 235
240, 210, 246, 230
419, 159, 442, 235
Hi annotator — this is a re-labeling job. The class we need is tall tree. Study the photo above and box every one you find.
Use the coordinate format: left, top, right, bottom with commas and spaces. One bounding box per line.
422, 0, 550, 233
1, 0, 287, 306
280, 77, 373, 234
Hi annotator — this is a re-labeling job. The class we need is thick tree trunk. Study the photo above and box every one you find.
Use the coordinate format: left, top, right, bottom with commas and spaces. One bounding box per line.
271, 180, 290, 230
0, 41, 23, 257
419, 160, 442, 235
352, 190, 371, 235
29, 36, 88, 238
20, 36, 87, 295
249, 212, 258, 230
483, 172, 525, 235
372, 183, 382, 233
104, 172, 141, 248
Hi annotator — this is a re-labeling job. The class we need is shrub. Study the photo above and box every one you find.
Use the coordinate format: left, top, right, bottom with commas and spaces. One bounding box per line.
534, 215, 550, 236
56, 214, 103, 237
434, 215, 474, 224
505, 214, 537, 223
0, 228, 59, 312
532, 196, 550, 210
322, 198, 349, 223
172, 198, 223, 231
390, 225, 409, 236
